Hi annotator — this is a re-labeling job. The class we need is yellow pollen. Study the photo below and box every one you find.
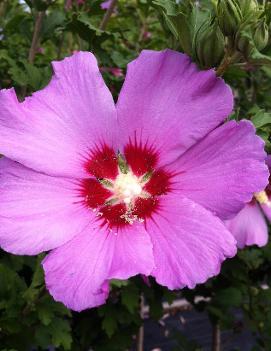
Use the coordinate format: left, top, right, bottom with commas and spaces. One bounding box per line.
254, 190, 270, 205
114, 172, 142, 204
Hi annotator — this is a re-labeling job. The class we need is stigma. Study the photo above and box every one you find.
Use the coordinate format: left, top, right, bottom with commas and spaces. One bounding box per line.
114, 172, 142, 204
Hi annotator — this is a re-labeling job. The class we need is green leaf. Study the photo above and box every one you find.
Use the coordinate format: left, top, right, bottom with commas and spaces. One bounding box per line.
49, 318, 72, 350
152, 0, 179, 16
67, 13, 112, 44
23, 254, 45, 303
237, 28, 271, 66
153, 0, 192, 53
255, 129, 271, 150
37, 305, 53, 326
110, 279, 129, 288
8, 64, 29, 87
102, 313, 118, 338
0, 263, 26, 299
121, 284, 140, 313
251, 109, 271, 128
0, 50, 51, 90
41, 11, 66, 40
23, 61, 51, 91
238, 248, 264, 269
153, 0, 212, 56
214, 287, 243, 308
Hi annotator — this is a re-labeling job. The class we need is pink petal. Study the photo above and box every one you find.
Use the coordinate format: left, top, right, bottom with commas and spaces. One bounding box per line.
0, 158, 92, 254
172, 120, 268, 220
108, 224, 154, 280
0, 52, 117, 177
261, 200, 271, 222
146, 195, 236, 290
42, 223, 154, 311
117, 49, 233, 165
225, 202, 268, 248
266, 155, 271, 169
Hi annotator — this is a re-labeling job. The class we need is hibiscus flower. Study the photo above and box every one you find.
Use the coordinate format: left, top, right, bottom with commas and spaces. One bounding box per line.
225, 156, 271, 248
0, 50, 268, 311
101, 0, 112, 10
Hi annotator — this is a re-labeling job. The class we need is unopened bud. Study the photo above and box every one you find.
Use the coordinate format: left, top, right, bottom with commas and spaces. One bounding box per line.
194, 18, 225, 69
253, 19, 269, 51
236, 18, 269, 58
238, 0, 258, 17
235, 25, 252, 57
258, 322, 264, 330
217, 0, 242, 36
250, 287, 259, 296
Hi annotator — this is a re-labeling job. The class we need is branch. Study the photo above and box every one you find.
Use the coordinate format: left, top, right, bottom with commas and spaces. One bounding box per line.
136, 294, 144, 351
28, 11, 45, 64
212, 323, 221, 351
99, 0, 118, 31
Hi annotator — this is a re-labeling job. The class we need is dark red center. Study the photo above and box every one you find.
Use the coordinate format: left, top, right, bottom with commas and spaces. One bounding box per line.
80, 141, 171, 228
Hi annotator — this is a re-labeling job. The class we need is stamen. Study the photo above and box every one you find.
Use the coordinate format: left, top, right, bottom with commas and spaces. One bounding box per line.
98, 178, 114, 188
104, 198, 118, 206
255, 190, 271, 206
120, 211, 144, 225
141, 171, 153, 184
117, 152, 129, 174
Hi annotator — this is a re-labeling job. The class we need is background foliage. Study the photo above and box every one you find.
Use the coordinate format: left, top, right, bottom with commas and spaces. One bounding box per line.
1, 0, 271, 350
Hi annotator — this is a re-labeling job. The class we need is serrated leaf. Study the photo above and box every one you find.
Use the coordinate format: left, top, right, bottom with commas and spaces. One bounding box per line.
37, 305, 53, 326
49, 318, 72, 350
121, 285, 140, 313
41, 11, 66, 39
0, 263, 26, 298
8, 64, 29, 87
22, 62, 51, 90
238, 248, 264, 270
102, 314, 118, 338
67, 13, 112, 44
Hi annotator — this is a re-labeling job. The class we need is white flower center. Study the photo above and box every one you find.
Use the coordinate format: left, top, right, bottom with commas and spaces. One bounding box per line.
114, 172, 142, 204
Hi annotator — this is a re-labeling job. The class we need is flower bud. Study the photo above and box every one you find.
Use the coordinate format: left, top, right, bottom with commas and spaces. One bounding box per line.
235, 27, 253, 58
194, 18, 225, 69
238, 0, 258, 17
250, 286, 259, 296
235, 18, 269, 59
253, 19, 269, 51
217, 0, 242, 36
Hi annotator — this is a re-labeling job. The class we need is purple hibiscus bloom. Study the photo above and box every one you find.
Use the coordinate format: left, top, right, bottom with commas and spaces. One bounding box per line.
0, 50, 268, 311
101, 0, 112, 10
225, 156, 271, 248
